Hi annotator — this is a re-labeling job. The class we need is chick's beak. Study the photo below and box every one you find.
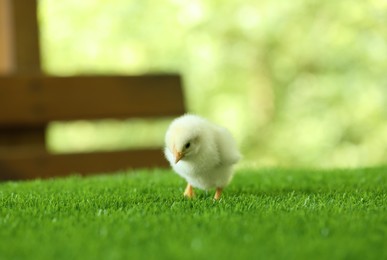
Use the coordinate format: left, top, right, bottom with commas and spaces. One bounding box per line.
174, 151, 184, 164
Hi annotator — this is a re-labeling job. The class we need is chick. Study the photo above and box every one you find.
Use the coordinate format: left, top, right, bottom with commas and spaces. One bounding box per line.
164, 114, 241, 200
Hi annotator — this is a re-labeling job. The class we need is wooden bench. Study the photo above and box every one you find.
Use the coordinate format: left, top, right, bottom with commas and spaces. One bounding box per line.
0, 75, 185, 180
0, 1, 185, 180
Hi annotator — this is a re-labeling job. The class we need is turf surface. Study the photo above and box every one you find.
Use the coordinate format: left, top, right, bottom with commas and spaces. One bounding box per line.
1, 167, 386, 260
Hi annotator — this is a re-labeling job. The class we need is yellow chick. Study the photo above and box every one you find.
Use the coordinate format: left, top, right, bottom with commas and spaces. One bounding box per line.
164, 114, 241, 200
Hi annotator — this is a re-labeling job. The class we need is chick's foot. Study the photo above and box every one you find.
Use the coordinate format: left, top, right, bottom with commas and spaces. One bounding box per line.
214, 188, 223, 200
184, 183, 195, 198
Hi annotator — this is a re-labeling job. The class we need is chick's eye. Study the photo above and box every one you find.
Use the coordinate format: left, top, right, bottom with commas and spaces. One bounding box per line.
185, 142, 191, 149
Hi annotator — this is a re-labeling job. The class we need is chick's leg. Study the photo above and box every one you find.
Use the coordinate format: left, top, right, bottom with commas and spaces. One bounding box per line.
184, 183, 195, 198
214, 187, 223, 200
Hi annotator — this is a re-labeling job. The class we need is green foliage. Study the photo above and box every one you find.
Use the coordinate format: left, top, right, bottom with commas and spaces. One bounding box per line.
1, 168, 386, 259
39, 0, 387, 167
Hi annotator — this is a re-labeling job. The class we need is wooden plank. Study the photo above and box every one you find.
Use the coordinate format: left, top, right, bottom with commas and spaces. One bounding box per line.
0, 75, 185, 127
12, 0, 41, 74
0, 0, 14, 73
0, 126, 46, 150
0, 0, 41, 74
0, 149, 169, 181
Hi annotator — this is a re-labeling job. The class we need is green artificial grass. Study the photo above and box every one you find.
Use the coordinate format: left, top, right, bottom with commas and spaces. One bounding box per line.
1, 167, 386, 260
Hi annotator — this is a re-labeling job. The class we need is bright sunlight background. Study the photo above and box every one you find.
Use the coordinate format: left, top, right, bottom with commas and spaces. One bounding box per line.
39, 0, 387, 168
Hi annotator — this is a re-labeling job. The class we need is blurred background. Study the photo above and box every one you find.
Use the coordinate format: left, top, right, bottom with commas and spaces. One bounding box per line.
39, 0, 387, 168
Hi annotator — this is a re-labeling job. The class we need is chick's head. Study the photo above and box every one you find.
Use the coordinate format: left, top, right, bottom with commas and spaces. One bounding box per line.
165, 125, 201, 164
